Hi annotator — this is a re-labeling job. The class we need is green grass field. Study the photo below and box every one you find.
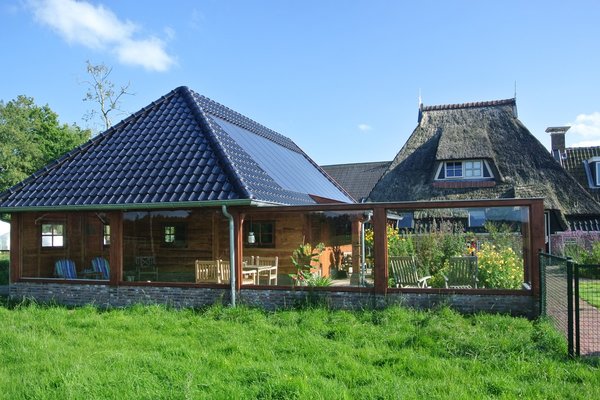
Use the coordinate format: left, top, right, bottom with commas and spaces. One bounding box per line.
0, 302, 598, 399
580, 280, 600, 308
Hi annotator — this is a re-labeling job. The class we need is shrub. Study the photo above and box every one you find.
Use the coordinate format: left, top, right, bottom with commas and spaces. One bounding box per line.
414, 220, 466, 277
364, 226, 415, 258
476, 243, 522, 289
0, 253, 8, 286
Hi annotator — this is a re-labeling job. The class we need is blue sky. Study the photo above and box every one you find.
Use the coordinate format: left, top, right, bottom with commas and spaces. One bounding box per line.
2, 0, 600, 165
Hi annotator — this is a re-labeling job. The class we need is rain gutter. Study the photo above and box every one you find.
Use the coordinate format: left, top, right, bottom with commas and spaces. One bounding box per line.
0, 199, 254, 213
221, 205, 236, 307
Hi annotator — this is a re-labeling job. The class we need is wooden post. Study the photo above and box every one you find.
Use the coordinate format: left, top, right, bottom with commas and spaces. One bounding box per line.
9, 213, 21, 283
373, 206, 388, 294
235, 212, 244, 290
107, 211, 123, 285
529, 199, 545, 298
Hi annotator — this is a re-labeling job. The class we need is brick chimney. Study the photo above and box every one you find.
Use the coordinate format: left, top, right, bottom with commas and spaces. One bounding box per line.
546, 126, 570, 162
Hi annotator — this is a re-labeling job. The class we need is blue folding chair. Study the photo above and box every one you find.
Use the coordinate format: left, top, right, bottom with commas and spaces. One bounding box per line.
54, 259, 77, 279
91, 257, 110, 280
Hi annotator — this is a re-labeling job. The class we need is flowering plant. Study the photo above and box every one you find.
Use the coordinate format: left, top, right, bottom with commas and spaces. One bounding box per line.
476, 243, 522, 289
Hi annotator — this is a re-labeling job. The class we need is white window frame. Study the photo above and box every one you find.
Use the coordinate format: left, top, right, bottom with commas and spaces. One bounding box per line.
445, 161, 463, 178
464, 160, 482, 178
435, 159, 493, 181
41, 223, 65, 248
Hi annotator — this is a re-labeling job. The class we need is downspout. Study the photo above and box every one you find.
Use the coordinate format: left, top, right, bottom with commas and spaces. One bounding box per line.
221, 205, 236, 307
361, 211, 373, 287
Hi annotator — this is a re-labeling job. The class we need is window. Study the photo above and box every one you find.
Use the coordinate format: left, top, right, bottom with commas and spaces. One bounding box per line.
41, 223, 64, 247
103, 224, 111, 246
596, 162, 600, 187
437, 160, 493, 180
465, 161, 482, 177
468, 210, 486, 227
245, 221, 275, 247
163, 224, 186, 247
446, 162, 463, 178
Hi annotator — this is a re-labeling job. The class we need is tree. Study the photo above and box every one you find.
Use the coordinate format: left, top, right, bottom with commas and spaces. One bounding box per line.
82, 61, 132, 131
0, 95, 90, 192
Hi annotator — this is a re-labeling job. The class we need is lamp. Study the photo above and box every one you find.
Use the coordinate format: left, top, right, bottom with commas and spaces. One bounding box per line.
247, 217, 255, 244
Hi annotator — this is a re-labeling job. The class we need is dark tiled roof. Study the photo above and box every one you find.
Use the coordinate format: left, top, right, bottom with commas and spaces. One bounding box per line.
370, 98, 600, 219
563, 146, 600, 203
0, 86, 353, 209
321, 161, 390, 202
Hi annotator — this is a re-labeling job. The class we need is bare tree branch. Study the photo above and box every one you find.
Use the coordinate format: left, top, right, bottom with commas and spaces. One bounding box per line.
82, 61, 133, 131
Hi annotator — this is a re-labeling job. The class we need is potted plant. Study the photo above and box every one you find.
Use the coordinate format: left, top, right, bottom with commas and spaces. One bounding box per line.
289, 242, 327, 286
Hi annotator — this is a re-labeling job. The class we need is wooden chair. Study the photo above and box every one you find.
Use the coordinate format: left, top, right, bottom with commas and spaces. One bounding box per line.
135, 256, 158, 281
54, 259, 77, 279
388, 256, 431, 288
242, 255, 254, 265
218, 260, 257, 285
195, 260, 220, 283
254, 256, 278, 285
444, 256, 478, 289
91, 257, 110, 280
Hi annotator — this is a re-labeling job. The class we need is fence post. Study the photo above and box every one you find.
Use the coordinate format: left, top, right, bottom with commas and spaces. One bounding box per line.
539, 250, 546, 316
574, 262, 580, 357
566, 258, 574, 358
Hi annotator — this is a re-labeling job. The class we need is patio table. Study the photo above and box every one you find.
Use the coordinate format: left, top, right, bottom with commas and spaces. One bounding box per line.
243, 264, 278, 285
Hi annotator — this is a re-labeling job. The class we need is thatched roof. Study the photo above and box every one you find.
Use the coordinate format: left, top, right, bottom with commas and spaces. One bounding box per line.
369, 99, 600, 220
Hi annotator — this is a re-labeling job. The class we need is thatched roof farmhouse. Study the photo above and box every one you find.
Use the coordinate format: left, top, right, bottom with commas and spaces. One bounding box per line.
368, 99, 600, 231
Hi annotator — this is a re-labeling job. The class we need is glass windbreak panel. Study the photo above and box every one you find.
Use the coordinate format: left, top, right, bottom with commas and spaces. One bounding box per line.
242, 209, 374, 287
21, 213, 110, 280
123, 209, 228, 284
386, 206, 530, 290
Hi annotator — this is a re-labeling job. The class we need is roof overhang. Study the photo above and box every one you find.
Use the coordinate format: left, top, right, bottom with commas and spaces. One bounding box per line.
0, 199, 255, 213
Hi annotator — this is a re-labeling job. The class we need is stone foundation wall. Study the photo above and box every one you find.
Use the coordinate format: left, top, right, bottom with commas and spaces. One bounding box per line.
9, 283, 538, 317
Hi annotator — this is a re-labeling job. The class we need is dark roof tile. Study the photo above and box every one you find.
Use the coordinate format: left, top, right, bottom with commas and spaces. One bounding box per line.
0, 86, 352, 209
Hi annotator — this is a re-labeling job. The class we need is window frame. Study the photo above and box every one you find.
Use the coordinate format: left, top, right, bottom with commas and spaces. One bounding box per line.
445, 161, 463, 178
103, 224, 111, 246
244, 220, 276, 248
596, 162, 600, 187
162, 223, 187, 248
436, 159, 493, 181
41, 222, 65, 248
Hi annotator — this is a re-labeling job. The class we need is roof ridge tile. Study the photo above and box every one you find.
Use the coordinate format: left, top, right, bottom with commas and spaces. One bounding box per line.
422, 98, 515, 112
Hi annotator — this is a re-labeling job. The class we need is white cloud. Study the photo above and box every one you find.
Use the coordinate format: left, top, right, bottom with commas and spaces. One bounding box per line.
27, 0, 175, 72
358, 123, 372, 132
116, 38, 174, 72
568, 112, 600, 138
570, 140, 600, 148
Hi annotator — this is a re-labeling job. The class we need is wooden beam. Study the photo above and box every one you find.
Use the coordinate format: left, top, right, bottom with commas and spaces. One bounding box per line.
108, 211, 123, 285
10, 213, 21, 283
373, 207, 388, 294
529, 199, 545, 298
235, 212, 244, 290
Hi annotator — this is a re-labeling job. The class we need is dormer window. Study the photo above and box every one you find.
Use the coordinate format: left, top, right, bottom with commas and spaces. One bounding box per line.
584, 156, 600, 187
436, 159, 493, 180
